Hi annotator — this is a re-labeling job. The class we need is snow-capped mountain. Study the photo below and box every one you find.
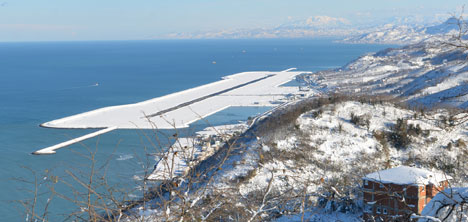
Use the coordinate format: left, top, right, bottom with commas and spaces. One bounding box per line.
162, 15, 448, 40
164, 15, 440, 40
165, 16, 362, 39
342, 17, 462, 44
340, 24, 427, 44
308, 36, 468, 108
425, 17, 462, 34
276, 15, 352, 29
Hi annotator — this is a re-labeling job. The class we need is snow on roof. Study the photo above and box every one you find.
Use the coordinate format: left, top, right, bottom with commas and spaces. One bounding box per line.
363, 166, 452, 185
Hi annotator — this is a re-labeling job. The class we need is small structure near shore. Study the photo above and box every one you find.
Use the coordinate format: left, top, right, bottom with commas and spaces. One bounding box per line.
146, 124, 246, 181
362, 166, 451, 221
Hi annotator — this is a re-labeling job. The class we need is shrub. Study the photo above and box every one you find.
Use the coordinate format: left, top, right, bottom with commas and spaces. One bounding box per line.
456, 138, 466, 148
447, 142, 453, 151
350, 112, 370, 129
337, 123, 343, 133
407, 123, 422, 136
388, 118, 412, 149
237, 168, 258, 184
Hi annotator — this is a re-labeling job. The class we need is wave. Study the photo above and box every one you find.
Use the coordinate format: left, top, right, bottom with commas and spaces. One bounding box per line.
116, 154, 134, 161
60, 83, 99, 91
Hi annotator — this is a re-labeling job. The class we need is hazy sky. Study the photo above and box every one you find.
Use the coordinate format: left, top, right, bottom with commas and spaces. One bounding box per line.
0, 0, 466, 41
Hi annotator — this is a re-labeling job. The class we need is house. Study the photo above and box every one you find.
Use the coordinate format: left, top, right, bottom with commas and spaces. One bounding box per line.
362, 166, 452, 221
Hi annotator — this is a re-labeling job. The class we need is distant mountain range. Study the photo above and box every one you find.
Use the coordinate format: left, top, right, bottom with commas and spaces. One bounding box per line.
341, 17, 463, 44
162, 15, 457, 43
164, 16, 360, 39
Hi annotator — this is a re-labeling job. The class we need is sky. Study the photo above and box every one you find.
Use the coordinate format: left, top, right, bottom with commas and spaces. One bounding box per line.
0, 0, 466, 41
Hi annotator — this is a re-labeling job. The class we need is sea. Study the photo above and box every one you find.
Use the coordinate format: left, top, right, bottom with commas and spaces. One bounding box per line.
0, 39, 395, 221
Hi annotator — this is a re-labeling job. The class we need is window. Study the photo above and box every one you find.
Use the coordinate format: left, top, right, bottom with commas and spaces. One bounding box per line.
364, 179, 368, 186
364, 204, 373, 213
376, 207, 381, 214
383, 208, 388, 214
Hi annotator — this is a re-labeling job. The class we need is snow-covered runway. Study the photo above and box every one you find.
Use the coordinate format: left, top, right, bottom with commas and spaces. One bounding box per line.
41, 69, 310, 130
34, 69, 312, 154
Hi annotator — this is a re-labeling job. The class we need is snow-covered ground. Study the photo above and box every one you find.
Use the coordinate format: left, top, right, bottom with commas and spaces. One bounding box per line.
133, 99, 466, 221
310, 36, 468, 108
235, 101, 466, 220
147, 137, 200, 181
147, 124, 248, 180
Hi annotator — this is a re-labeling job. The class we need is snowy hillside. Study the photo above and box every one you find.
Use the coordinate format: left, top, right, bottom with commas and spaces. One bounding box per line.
341, 24, 428, 44
342, 18, 461, 44
131, 98, 467, 221
308, 37, 468, 109
249, 100, 467, 221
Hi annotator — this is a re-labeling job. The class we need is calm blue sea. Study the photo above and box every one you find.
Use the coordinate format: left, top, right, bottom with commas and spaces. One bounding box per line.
0, 39, 394, 221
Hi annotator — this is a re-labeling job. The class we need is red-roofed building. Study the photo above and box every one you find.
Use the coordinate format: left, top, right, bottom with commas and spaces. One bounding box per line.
362, 166, 451, 221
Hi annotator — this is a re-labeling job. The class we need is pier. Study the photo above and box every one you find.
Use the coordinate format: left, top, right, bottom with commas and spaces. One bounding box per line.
32, 127, 118, 155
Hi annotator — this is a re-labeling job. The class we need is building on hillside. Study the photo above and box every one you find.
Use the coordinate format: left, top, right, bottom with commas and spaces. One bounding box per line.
362, 166, 452, 222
